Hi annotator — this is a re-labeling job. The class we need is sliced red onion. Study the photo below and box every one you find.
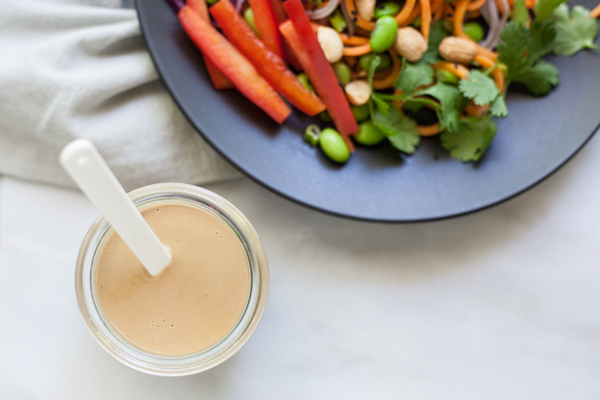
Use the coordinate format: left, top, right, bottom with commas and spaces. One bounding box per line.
340, 1, 354, 37
234, 0, 248, 13
480, 0, 500, 49
165, 0, 185, 13
480, 0, 511, 50
489, 0, 510, 49
479, 0, 492, 25
305, 0, 342, 20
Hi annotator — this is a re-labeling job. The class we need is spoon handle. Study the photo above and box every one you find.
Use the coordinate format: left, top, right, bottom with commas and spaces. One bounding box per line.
60, 139, 171, 276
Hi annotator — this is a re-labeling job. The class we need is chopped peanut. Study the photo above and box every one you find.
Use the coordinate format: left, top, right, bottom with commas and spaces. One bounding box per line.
344, 80, 371, 106
317, 26, 344, 63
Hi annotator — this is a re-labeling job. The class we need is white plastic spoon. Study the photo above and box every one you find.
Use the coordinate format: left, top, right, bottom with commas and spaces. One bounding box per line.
60, 139, 171, 276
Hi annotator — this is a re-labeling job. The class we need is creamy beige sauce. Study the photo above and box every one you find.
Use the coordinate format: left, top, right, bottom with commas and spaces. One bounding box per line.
96, 204, 250, 356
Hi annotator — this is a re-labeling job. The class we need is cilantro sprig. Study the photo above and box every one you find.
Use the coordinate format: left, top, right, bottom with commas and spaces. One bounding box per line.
388, 60, 466, 133
499, 0, 598, 96
550, 4, 599, 56
458, 70, 508, 118
372, 109, 420, 153
534, 0, 569, 21
367, 55, 420, 154
368, 54, 503, 161
497, 21, 559, 96
440, 117, 498, 162
511, 0, 529, 25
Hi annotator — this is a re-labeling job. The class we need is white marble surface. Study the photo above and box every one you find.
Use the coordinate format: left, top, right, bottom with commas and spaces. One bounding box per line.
1, 134, 600, 399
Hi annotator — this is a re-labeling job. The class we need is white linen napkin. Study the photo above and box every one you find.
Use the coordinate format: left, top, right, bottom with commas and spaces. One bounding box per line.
0, 0, 240, 191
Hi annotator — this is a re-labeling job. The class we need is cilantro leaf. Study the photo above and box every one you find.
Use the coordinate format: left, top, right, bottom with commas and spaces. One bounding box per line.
512, 0, 529, 25
367, 54, 381, 87
367, 55, 391, 116
395, 60, 435, 94
421, 20, 450, 64
498, 21, 531, 77
417, 83, 465, 132
550, 4, 598, 56
372, 108, 420, 154
440, 117, 497, 162
458, 70, 501, 106
534, 0, 568, 21
528, 20, 557, 62
490, 95, 509, 118
403, 97, 439, 112
457, 70, 508, 118
371, 94, 391, 114
498, 21, 560, 96
387, 130, 420, 154
515, 60, 559, 95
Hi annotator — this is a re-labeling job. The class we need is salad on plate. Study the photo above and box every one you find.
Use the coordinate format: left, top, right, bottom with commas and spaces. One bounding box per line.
165, 0, 599, 163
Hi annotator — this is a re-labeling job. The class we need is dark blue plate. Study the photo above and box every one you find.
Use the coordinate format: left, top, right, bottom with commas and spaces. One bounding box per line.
136, 0, 599, 222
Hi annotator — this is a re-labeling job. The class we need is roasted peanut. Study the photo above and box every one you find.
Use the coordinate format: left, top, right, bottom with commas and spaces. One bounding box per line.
438, 36, 478, 64
393, 27, 427, 62
344, 80, 371, 106
355, 0, 376, 21
317, 26, 344, 63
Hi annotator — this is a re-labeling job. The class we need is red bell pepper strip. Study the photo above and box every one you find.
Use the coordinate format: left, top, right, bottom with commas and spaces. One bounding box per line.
279, 2, 359, 143
280, 21, 355, 152
210, 0, 326, 116
247, 0, 285, 62
178, 6, 291, 123
267, 0, 302, 70
186, 0, 233, 90
268, 0, 287, 28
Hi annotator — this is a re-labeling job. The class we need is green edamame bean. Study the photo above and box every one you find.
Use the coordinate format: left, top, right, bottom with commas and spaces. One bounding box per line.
206, 0, 218, 4
243, 7, 257, 34
329, 10, 347, 33
351, 104, 370, 122
319, 128, 350, 163
435, 69, 459, 85
376, 53, 392, 70
358, 53, 392, 72
354, 121, 385, 146
332, 62, 351, 85
358, 54, 374, 71
463, 22, 484, 42
369, 16, 398, 53
374, 2, 401, 19
304, 124, 321, 147
297, 73, 314, 92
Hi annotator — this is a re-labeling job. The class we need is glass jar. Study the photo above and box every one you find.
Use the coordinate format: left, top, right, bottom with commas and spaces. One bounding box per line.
75, 183, 268, 376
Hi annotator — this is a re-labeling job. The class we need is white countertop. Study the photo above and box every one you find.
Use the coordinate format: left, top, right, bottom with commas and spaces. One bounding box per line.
1, 134, 599, 399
